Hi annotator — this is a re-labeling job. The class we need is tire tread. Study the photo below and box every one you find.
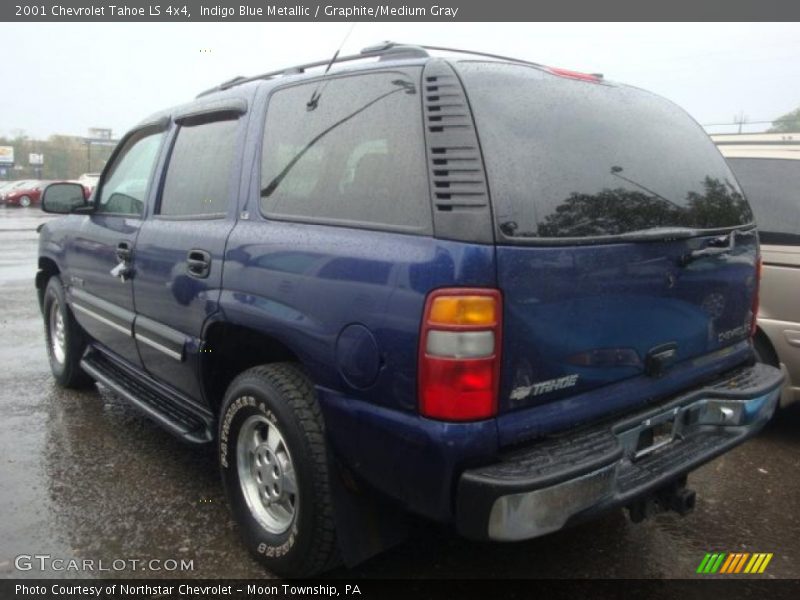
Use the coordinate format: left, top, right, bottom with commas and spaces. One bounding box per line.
228, 362, 339, 575
44, 276, 94, 389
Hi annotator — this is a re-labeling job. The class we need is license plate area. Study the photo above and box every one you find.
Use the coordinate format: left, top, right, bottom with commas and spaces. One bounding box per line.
633, 413, 677, 460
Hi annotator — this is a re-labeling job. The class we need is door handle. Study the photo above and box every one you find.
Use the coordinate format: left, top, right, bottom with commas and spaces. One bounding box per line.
187, 249, 211, 278
116, 241, 132, 262
111, 241, 133, 282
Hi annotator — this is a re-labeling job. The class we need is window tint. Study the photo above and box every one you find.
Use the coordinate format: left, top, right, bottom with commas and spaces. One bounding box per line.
727, 158, 800, 245
159, 119, 239, 216
260, 70, 430, 232
456, 62, 753, 240
96, 131, 164, 215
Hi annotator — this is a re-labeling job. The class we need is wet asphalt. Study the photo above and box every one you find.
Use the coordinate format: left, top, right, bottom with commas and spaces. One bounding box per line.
0, 206, 798, 581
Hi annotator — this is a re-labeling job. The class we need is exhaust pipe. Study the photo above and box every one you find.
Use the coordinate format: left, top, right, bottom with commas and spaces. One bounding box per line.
627, 479, 696, 523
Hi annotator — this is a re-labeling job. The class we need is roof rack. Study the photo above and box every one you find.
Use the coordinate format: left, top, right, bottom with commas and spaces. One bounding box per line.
411, 44, 543, 68
196, 41, 542, 98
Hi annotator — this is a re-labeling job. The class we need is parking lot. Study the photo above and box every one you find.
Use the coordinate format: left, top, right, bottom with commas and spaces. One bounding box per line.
0, 206, 798, 580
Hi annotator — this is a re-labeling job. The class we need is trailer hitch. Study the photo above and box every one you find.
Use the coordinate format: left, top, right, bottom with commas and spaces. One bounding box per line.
627, 478, 696, 523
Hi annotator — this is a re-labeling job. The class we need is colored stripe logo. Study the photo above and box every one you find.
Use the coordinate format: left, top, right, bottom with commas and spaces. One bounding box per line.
696, 552, 773, 574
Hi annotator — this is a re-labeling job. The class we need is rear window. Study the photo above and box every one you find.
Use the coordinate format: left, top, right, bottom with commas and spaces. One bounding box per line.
456, 62, 753, 240
725, 158, 800, 245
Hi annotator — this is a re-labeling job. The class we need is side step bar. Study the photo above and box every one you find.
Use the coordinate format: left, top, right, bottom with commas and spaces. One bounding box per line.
81, 348, 214, 444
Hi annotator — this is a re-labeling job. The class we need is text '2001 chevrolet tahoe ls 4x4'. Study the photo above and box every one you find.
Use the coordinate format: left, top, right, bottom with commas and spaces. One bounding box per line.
36, 43, 783, 577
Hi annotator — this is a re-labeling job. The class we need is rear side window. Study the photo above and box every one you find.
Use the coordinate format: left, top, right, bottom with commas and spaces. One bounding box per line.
259, 69, 431, 233
159, 119, 239, 217
726, 158, 800, 245
456, 62, 754, 241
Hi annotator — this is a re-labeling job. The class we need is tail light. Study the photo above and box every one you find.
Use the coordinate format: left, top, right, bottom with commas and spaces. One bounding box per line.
418, 288, 502, 421
750, 256, 762, 337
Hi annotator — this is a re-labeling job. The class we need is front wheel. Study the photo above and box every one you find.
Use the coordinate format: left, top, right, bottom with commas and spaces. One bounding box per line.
19, 195, 31, 208
219, 363, 338, 577
43, 276, 93, 388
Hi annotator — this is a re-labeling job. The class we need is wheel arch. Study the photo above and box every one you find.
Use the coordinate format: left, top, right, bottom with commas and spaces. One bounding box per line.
200, 320, 307, 416
36, 257, 61, 311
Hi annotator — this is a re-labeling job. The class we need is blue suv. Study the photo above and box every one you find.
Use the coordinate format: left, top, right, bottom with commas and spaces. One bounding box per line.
37, 43, 783, 576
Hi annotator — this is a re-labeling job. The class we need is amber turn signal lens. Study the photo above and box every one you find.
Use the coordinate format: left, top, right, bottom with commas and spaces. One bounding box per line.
428, 296, 497, 326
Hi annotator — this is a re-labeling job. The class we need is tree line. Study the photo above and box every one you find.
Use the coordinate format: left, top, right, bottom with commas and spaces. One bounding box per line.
0, 133, 115, 181
768, 106, 800, 133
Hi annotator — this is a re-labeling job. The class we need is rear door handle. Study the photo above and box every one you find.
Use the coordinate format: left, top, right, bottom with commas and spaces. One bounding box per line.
187, 249, 211, 278
680, 228, 755, 266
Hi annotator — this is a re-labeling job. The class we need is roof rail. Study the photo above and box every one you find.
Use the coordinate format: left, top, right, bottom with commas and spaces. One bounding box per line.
411, 44, 543, 68
196, 41, 541, 98
196, 42, 429, 97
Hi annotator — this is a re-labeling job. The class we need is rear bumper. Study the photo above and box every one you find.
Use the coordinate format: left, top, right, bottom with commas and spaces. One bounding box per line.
456, 362, 783, 541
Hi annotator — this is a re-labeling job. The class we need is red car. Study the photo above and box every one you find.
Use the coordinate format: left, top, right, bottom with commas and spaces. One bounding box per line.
0, 180, 92, 207
0, 180, 44, 207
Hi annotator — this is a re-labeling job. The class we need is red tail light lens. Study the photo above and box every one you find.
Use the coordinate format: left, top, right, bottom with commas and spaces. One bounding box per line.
418, 288, 502, 421
750, 256, 762, 337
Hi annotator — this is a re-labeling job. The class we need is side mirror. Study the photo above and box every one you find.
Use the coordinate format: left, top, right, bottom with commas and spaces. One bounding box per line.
41, 182, 90, 214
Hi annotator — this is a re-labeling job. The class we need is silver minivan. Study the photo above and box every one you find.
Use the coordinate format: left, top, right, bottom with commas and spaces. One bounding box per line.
714, 133, 800, 407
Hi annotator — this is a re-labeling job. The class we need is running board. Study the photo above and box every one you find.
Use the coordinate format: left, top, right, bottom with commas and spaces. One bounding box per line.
81, 348, 213, 444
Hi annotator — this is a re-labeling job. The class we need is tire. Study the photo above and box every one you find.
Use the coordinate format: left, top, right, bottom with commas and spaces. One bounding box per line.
19, 195, 31, 208
43, 276, 94, 388
219, 363, 338, 577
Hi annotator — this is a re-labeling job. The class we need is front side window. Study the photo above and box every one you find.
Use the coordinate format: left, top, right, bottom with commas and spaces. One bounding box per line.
159, 119, 239, 217
259, 69, 430, 232
96, 130, 164, 216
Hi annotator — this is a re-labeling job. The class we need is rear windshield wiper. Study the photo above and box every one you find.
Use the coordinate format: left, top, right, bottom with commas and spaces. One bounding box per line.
261, 80, 414, 198
615, 227, 701, 241
679, 228, 756, 266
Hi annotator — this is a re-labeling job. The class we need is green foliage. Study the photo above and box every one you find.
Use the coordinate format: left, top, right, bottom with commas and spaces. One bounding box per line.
536, 177, 752, 238
768, 107, 800, 133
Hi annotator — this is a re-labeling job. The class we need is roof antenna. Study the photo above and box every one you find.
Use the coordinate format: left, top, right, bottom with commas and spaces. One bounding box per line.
306, 23, 357, 112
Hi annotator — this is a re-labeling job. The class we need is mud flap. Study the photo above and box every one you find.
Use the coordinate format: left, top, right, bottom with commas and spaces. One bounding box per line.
329, 460, 409, 567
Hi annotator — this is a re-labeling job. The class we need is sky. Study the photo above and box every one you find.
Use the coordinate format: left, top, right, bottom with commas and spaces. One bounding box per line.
1, 22, 799, 139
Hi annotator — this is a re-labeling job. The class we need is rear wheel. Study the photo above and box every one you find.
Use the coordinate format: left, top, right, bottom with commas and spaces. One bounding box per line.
43, 277, 93, 388
218, 363, 338, 577
19, 195, 31, 208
